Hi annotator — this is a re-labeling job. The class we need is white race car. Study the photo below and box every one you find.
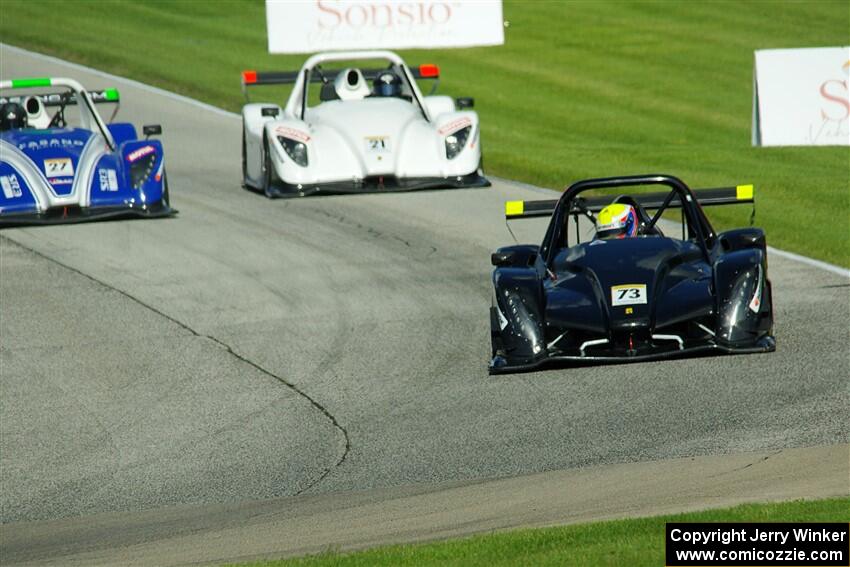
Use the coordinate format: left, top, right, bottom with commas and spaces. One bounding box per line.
240, 50, 489, 197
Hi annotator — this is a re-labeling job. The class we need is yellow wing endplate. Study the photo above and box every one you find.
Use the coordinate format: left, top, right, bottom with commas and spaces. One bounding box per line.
505, 201, 524, 217
736, 184, 754, 200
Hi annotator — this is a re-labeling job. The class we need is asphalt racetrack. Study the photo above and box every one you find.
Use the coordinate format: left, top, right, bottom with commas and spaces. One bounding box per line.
1, 46, 848, 566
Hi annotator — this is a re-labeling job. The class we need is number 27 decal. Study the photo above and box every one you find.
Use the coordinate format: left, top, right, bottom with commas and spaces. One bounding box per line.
43, 158, 74, 177
611, 284, 647, 306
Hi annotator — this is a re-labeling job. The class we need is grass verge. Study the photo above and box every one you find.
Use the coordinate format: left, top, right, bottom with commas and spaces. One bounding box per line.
0, 1, 847, 265
227, 497, 850, 566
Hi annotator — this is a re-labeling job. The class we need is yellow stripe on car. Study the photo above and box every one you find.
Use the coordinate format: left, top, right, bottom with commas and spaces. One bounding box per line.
736, 184, 754, 200
505, 201, 524, 216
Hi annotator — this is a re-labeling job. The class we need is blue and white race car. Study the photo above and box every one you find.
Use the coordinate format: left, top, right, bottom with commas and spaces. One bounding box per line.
0, 77, 174, 227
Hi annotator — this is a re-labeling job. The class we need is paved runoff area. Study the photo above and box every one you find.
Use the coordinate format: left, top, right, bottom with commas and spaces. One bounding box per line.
1, 45, 848, 566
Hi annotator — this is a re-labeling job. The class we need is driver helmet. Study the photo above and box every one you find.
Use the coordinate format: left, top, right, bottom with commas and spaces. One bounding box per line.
373, 71, 402, 97
595, 203, 638, 239
0, 102, 28, 131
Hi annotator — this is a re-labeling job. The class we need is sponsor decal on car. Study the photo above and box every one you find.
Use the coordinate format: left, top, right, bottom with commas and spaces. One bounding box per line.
611, 284, 647, 306
98, 169, 119, 192
126, 145, 155, 162
18, 138, 85, 151
275, 126, 310, 143
43, 157, 74, 177
438, 116, 472, 135
0, 174, 23, 198
49, 177, 73, 186
364, 135, 390, 153
1, 93, 62, 106
749, 266, 763, 312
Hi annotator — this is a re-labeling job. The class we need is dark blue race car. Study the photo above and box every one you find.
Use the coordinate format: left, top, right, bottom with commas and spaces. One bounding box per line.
489, 174, 775, 374
0, 77, 174, 227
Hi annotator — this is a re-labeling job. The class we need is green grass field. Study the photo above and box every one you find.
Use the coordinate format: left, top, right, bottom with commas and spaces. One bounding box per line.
1, 0, 847, 265
228, 498, 849, 567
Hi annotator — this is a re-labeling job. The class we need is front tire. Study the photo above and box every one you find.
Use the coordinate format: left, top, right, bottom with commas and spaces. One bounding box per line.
262, 137, 276, 198
162, 170, 171, 206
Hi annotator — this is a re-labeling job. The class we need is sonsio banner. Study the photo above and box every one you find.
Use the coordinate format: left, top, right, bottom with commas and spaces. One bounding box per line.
752, 47, 850, 146
265, 0, 504, 54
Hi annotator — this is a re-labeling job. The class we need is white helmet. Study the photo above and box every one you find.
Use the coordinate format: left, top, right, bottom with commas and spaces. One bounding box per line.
333, 68, 370, 101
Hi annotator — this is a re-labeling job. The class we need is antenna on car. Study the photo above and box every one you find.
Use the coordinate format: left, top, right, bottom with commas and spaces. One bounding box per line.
505, 219, 519, 244
574, 213, 581, 244
106, 100, 120, 124
314, 65, 328, 84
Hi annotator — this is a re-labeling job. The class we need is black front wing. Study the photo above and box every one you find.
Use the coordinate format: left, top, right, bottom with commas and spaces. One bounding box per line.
0, 202, 176, 229
489, 336, 776, 375
263, 172, 490, 198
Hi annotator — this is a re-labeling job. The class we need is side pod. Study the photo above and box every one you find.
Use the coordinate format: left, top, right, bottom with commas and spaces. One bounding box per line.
491, 245, 546, 369
714, 243, 773, 346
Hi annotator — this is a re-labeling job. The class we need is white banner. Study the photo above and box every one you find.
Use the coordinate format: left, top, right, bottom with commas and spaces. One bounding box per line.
752, 47, 850, 146
266, 0, 504, 54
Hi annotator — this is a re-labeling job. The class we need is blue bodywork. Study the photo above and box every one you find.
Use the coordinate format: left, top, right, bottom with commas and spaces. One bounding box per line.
0, 123, 174, 227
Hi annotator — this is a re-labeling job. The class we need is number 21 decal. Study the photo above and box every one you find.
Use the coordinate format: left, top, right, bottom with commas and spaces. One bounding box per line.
364, 136, 390, 153
611, 284, 647, 306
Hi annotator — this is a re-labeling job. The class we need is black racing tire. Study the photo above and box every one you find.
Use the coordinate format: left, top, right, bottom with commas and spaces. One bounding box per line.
241, 122, 248, 188
489, 304, 506, 358
262, 137, 275, 198
162, 170, 171, 206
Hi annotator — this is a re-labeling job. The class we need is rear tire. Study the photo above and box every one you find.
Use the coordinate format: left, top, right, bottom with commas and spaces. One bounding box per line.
241, 122, 248, 188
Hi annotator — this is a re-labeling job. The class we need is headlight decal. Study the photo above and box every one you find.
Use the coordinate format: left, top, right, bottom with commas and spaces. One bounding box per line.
278, 136, 309, 167
444, 125, 472, 160
748, 264, 763, 312
129, 152, 156, 190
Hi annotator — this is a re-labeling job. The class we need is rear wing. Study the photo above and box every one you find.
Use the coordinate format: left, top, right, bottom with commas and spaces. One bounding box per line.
241, 64, 440, 98
505, 185, 754, 219
0, 89, 120, 107
242, 64, 439, 87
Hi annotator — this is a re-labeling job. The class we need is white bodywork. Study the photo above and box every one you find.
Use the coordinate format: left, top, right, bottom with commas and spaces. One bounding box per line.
241, 51, 484, 194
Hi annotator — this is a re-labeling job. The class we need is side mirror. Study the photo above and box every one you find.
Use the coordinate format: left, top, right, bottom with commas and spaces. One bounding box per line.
455, 97, 474, 109
719, 228, 765, 252
142, 124, 162, 138
491, 251, 516, 267
491, 245, 540, 267
319, 83, 339, 102
261, 107, 280, 117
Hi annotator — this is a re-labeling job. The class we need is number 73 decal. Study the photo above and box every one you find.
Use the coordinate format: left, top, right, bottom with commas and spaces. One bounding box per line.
611, 284, 647, 306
